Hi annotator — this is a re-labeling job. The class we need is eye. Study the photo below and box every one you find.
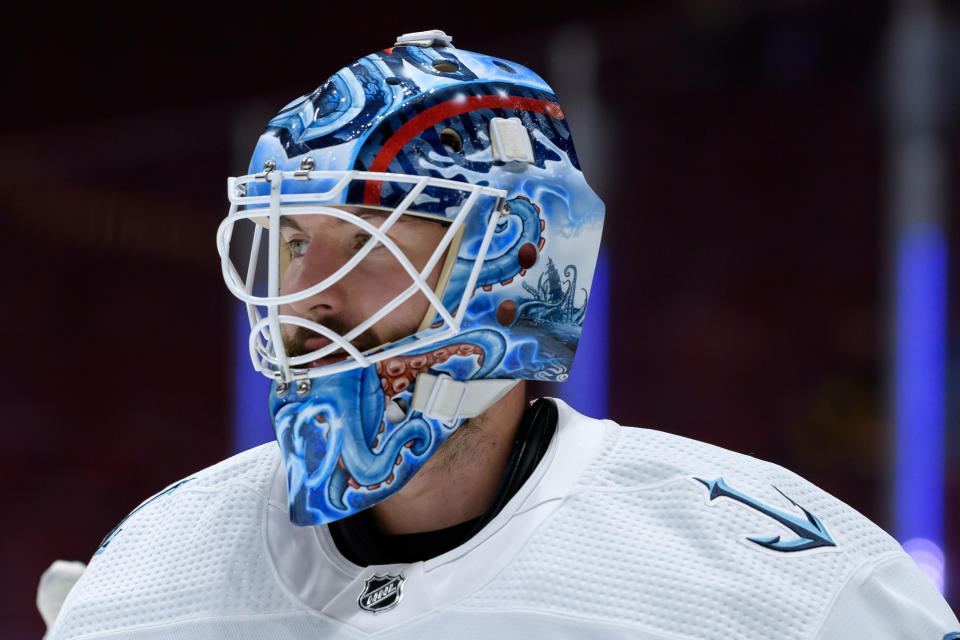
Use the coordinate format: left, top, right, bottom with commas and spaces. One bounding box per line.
285, 238, 309, 258
350, 232, 372, 252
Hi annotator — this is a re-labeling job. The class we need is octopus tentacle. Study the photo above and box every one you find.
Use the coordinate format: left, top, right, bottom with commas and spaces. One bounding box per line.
515, 298, 565, 322
285, 326, 510, 518
341, 416, 432, 487
440, 197, 543, 311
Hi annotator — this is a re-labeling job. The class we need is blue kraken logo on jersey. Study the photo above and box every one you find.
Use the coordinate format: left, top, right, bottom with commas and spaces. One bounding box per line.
694, 477, 836, 552
95, 478, 194, 555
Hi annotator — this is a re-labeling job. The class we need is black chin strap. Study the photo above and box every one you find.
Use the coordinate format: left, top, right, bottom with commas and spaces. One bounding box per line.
328, 398, 558, 566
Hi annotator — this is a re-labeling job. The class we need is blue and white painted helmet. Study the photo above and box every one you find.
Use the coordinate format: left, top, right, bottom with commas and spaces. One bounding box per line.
217, 30, 605, 525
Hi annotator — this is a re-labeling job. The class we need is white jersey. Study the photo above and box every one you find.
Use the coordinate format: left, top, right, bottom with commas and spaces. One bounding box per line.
49, 400, 959, 639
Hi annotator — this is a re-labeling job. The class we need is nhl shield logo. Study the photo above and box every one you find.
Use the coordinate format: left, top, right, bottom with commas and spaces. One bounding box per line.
358, 573, 404, 613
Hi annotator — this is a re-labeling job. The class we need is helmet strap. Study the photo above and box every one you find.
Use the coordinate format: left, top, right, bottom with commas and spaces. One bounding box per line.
411, 374, 519, 423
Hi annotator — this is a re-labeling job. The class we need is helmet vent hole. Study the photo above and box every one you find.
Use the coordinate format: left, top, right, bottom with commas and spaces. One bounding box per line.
432, 59, 459, 73
440, 128, 463, 153
492, 60, 515, 74
385, 76, 402, 85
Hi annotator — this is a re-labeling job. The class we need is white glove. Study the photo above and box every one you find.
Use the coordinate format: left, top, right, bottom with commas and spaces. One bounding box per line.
37, 560, 86, 630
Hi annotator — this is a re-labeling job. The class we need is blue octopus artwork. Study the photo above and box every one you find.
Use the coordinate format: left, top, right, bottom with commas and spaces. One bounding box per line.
243, 42, 605, 524
271, 330, 507, 524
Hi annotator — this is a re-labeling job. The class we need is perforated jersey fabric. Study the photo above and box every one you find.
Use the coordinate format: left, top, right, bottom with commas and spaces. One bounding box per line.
48, 400, 959, 639
46, 444, 303, 640
456, 422, 958, 638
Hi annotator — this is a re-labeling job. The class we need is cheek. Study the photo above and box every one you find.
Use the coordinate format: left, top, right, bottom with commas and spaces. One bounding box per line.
278, 258, 326, 300
360, 263, 432, 323
278, 267, 298, 304
359, 266, 411, 304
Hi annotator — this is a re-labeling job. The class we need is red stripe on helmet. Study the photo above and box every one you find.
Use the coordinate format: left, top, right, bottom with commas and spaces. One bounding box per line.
363, 95, 565, 204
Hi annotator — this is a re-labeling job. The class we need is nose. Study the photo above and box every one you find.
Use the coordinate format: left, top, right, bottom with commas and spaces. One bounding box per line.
281, 234, 349, 320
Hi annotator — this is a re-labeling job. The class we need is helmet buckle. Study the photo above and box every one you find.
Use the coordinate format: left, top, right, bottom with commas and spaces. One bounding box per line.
394, 29, 453, 48
294, 157, 315, 180
254, 159, 276, 182
419, 374, 468, 425
489, 117, 534, 171
274, 371, 312, 398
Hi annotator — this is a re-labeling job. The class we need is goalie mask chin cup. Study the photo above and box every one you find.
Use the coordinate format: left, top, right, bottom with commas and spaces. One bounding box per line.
217, 32, 605, 525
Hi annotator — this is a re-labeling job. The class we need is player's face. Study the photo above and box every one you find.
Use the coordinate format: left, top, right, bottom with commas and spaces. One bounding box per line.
278, 208, 449, 365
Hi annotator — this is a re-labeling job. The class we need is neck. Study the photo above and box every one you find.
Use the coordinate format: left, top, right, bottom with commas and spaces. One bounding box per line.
367, 381, 527, 535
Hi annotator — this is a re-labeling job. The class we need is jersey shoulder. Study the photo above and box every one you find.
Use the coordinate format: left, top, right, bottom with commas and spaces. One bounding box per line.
588, 422, 902, 558
48, 443, 298, 640
464, 411, 920, 639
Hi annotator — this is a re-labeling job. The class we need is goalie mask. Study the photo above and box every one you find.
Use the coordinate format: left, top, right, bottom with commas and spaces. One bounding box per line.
217, 30, 605, 525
